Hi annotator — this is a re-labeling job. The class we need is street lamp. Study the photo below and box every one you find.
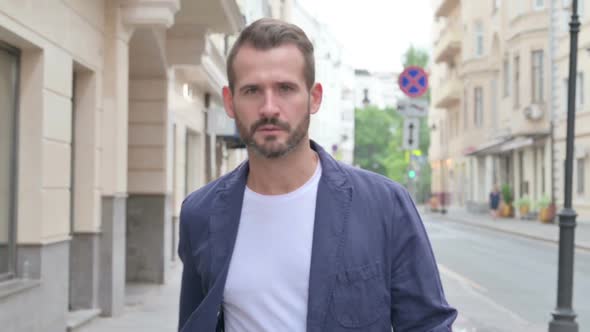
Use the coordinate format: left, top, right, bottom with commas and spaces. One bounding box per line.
549, 1, 579, 331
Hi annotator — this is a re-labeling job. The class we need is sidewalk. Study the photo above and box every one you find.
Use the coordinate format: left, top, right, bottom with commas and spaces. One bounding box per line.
421, 206, 590, 251
78, 262, 183, 332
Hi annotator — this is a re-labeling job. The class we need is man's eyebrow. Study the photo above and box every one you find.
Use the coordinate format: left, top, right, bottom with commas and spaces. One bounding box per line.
238, 84, 259, 92
276, 81, 299, 87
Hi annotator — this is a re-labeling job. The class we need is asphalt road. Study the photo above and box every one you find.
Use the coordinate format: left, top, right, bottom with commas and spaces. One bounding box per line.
424, 216, 590, 332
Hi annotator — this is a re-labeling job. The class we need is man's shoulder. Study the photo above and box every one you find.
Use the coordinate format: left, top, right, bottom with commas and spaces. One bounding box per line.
337, 162, 408, 196
181, 165, 243, 216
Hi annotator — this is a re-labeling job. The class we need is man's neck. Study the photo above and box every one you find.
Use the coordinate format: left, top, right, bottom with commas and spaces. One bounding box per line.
246, 140, 319, 195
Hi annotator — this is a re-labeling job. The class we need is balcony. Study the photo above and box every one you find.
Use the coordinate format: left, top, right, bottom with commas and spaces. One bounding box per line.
433, 72, 461, 109
434, 21, 461, 65
434, 0, 460, 18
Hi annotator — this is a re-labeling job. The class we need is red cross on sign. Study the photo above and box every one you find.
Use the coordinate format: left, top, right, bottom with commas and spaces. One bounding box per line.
398, 66, 429, 98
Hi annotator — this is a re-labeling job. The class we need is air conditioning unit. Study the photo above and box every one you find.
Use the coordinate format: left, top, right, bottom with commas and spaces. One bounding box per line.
524, 104, 544, 121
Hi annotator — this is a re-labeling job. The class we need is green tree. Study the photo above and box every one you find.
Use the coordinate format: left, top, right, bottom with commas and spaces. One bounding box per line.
403, 45, 429, 67
382, 107, 409, 183
353, 106, 394, 175
353, 106, 411, 184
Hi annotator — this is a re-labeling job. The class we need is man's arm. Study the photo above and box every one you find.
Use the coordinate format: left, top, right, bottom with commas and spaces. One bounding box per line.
390, 188, 457, 331
178, 206, 205, 332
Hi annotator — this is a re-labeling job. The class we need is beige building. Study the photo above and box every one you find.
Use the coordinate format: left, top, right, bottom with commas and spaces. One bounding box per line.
0, 1, 250, 331
430, 0, 554, 215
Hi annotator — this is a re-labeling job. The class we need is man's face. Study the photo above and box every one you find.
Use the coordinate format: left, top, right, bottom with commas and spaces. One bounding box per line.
223, 43, 322, 159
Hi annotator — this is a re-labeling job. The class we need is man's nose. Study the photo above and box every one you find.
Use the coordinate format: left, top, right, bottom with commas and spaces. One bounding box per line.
260, 90, 280, 116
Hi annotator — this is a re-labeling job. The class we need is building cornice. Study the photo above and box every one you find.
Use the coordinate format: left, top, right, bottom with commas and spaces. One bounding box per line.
120, 0, 180, 29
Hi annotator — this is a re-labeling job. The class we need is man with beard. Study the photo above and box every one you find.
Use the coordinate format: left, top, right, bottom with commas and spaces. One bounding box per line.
177, 18, 457, 332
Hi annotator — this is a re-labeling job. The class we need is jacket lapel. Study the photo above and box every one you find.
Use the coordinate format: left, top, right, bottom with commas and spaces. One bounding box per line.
306, 142, 352, 331
208, 162, 249, 287
182, 163, 248, 332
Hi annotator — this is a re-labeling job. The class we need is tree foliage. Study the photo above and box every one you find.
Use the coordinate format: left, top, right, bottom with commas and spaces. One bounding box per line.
353, 106, 394, 175
403, 45, 429, 68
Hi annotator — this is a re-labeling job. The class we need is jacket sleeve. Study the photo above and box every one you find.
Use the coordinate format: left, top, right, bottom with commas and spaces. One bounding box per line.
178, 204, 205, 332
390, 188, 458, 331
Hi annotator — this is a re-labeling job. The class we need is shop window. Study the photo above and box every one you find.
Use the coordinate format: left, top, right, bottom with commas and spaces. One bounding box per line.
0, 43, 19, 281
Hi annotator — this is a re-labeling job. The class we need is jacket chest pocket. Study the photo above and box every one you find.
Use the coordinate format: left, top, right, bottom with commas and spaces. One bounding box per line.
330, 262, 389, 328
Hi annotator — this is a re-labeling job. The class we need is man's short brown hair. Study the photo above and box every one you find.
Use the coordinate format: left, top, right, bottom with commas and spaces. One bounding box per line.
226, 18, 315, 92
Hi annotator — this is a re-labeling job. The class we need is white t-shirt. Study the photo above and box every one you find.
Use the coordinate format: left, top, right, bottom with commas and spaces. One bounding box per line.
223, 162, 322, 332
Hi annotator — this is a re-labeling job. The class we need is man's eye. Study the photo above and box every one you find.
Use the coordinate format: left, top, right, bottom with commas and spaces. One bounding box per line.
244, 87, 258, 95
279, 85, 293, 93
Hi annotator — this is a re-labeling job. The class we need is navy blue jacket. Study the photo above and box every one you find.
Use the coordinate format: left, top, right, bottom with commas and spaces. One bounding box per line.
178, 141, 457, 331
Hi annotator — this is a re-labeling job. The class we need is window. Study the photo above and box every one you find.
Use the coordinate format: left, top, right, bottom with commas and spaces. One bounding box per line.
562, 10, 570, 34
474, 87, 484, 127
0, 44, 19, 281
493, 0, 501, 13
514, 55, 520, 108
532, 50, 544, 102
562, 0, 584, 15
519, 151, 528, 196
464, 89, 469, 129
449, 114, 454, 138
475, 22, 484, 57
563, 72, 584, 112
577, 158, 586, 195
503, 58, 510, 97
578, 72, 585, 108
541, 148, 546, 193
534, 0, 545, 10
510, 1, 526, 18
442, 120, 445, 144
455, 112, 461, 136
491, 78, 498, 128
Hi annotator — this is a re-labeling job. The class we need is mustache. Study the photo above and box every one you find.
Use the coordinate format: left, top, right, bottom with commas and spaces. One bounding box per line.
251, 117, 291, 132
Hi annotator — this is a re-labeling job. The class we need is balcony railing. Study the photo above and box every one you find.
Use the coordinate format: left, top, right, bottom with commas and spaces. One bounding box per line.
434, 0, 460, 18
433, 71, 461, 109
434, 21, 461, 65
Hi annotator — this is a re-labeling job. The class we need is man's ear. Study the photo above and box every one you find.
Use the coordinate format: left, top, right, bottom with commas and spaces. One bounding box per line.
309, 83, 323, 115
222, 86, 235, 119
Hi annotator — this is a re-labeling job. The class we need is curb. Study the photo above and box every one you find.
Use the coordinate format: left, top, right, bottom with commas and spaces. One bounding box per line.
433, 214, 590, 252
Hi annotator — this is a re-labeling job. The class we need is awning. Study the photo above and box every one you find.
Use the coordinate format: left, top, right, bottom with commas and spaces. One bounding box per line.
466, 134, 547, 156
465, 137, 511, 156
499, 137, 535, 152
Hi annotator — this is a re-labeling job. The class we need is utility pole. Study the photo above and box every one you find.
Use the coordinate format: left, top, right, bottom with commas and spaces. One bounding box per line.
548, 1, 579, 331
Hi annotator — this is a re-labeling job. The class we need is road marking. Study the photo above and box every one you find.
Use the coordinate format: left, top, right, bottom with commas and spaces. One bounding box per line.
438, 263, 530, 326
438, 263, 488, 293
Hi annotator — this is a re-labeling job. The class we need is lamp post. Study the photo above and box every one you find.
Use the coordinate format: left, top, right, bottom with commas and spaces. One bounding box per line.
549, 1, 579, 331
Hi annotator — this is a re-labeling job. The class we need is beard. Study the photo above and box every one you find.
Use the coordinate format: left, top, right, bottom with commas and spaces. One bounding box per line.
235, 108, 310, 159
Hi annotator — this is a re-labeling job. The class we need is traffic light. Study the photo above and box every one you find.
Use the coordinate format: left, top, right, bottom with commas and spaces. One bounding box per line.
408, 170, 416, 179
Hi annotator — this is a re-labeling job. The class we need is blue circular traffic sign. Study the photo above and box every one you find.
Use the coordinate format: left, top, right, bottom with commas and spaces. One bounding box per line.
399, 66, 429, 98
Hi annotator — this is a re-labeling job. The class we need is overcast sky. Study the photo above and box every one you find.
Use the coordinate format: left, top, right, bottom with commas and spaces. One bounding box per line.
297, 0, 434, 73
